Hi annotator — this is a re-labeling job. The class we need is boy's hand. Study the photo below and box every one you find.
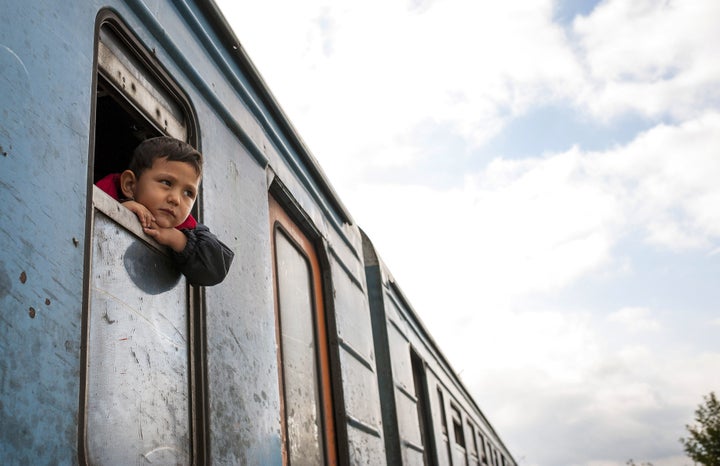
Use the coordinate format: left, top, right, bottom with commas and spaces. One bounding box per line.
122, 200, 155, 229
143, 222, 188, 253
122, 200, 188, 252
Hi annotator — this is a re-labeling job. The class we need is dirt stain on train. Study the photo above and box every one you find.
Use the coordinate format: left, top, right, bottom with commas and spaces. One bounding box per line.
0, 262, 10, 299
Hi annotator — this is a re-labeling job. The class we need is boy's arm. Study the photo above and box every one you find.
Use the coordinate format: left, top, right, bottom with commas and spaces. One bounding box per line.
170, 224, 234, 286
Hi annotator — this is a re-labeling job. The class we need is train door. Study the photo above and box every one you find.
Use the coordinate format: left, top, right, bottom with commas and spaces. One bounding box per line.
269, 194, 337, 466
80, 13, 201, 465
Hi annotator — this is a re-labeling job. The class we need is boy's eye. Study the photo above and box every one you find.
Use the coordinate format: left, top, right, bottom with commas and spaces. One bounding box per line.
160, 179, 171, 186
184, 190, 196, 198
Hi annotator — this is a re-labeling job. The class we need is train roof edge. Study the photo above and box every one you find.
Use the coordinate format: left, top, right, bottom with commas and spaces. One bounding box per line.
195, 0, 355, 226
361, 228, 518, 463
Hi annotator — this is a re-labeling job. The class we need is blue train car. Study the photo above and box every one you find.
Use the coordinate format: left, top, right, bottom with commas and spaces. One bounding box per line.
0, 1, 516, 465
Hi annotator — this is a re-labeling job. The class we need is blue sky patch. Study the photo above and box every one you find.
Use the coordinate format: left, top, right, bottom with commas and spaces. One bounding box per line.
553, 0, 603, 26
482, 104, 656, 159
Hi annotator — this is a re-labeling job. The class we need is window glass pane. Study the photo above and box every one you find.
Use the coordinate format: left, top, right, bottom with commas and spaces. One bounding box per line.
275, 230, 323, 466
86, 212, 189, 464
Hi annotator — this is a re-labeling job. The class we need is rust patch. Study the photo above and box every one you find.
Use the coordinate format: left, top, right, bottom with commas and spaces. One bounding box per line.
28, 307, 36, 318
19, 271, 27, 284
45, 298, 51, 306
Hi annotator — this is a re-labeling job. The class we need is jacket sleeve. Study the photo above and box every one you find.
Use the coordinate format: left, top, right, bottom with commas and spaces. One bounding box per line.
170, 223, 235, 286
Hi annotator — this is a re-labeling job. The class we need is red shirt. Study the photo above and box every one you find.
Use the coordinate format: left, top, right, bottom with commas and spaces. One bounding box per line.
96, 173, 198, 230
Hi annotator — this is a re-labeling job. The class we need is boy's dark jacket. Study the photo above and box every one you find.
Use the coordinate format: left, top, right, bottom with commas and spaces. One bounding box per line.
97, 173, 234, 286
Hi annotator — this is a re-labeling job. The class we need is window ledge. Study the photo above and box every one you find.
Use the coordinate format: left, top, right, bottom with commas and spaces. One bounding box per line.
92, 185, 166, 254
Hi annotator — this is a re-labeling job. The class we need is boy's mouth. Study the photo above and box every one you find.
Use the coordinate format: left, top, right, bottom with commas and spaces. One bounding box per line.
158, 208, 175, 218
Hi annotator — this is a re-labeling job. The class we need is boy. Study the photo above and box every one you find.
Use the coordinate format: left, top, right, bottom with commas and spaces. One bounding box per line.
96, 136, 234, 286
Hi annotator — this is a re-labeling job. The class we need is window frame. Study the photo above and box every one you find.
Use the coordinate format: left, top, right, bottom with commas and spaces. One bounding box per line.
79, 9, 205, 464
268, 193, 338, 466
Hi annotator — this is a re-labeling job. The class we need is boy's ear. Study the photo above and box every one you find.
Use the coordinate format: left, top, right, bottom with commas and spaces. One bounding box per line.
119, 170, 137, 199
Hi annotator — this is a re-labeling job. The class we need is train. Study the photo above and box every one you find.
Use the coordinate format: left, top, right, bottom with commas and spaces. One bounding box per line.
0, 1, 517, 465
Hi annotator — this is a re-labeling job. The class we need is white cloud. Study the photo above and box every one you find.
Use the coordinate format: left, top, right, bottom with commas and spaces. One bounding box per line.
355, 112, 720, 323
608, 307, 661, 333
573, 0, 720, 120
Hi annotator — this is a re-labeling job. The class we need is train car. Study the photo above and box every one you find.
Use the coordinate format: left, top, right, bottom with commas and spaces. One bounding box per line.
0, 0, 516, 465
363, 233, 516, 466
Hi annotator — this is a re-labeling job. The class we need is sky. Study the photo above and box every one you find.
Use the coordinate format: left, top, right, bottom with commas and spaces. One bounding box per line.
213, 1, 720, 465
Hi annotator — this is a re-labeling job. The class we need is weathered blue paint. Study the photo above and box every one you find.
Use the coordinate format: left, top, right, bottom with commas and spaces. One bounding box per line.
0, 0, 96, 463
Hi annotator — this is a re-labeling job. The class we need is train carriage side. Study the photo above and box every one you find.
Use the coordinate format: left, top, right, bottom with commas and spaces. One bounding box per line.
1, 0, 386, 464
362, 232, 517, 466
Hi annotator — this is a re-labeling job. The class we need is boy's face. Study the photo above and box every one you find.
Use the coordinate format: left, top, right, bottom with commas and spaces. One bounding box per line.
122, 156, 200, 228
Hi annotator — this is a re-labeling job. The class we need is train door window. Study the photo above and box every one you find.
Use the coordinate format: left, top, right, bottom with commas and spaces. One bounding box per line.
437, 387, 453, 464
269, 195, 337, 466
451, 405, 465, 448
450, 404, 468, 466
81, 15, 199, 465
411, 350, 434, 466
467, 422, 479, 466
479, 433, 488, 465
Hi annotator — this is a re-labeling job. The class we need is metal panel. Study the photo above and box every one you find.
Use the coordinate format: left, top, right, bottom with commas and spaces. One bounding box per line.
85, 210, 190, 464
346, 423, 387, 466
0, 0, 95, 462
339, 349, 383, 436
388, 321, 413, 394
331, 256, 373, 362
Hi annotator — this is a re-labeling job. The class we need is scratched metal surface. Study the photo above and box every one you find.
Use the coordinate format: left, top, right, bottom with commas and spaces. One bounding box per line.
85, 212, 189, 464
0, 0, 96, 463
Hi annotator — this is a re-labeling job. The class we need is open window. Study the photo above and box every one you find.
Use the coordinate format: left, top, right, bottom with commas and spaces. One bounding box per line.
80, 12, 201, 465
93, 18, 192, 182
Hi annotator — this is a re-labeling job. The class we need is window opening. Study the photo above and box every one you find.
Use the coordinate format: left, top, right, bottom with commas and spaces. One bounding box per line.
451, 405, 465, 448
437, 387, 453, 464
81, 13, 201, 465
411, 350, 434, 466
93, 22, 191, 183
479, 433, 488, 465
467, 422, 479, 460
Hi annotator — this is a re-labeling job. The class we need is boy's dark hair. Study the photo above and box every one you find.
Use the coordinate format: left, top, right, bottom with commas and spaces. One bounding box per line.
129, 136, 203, 177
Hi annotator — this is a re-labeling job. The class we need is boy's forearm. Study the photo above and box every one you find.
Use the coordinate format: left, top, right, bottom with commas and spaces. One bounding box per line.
144, 225, 188, 252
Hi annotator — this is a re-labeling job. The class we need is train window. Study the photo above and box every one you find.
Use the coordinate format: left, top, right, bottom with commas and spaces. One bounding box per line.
269, 195, 337, 465
451, 404, 466, 448
437, 387, 453, 463
81, 14, 200, 465
467, 422, 479, 463
411, 350, 434, 466
479, 433, 489, 465
93, 21, 192, 182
